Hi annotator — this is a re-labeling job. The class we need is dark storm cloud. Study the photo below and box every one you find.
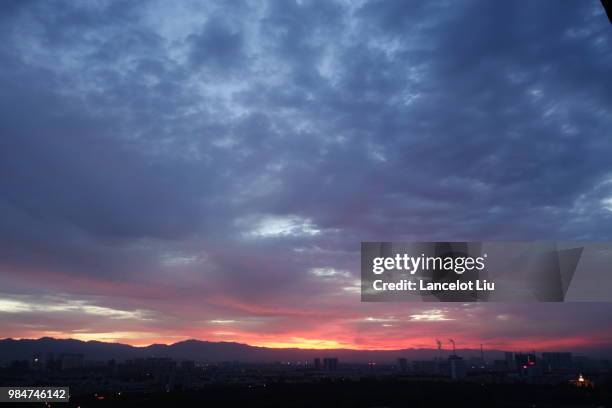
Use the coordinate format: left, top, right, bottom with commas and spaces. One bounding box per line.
0, 0, 611, 347
188, 19, 246, 71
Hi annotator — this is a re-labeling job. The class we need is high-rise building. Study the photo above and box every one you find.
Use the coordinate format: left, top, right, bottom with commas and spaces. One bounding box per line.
515, 353, 536, 369
313, 358, 321, 370
504, 352, 516, 370
397, 358, 408, 372
323, 357, 338, 371
542, 352, 572, 371
59, 353, 84, 370
448, 355, 466, 380
515, 353, 540, 379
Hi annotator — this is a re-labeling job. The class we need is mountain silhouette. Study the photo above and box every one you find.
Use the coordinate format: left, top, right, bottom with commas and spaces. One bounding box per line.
0, 337, 506, 363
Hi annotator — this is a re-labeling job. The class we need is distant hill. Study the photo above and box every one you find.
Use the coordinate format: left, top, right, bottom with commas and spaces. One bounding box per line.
0, 337, 507, 363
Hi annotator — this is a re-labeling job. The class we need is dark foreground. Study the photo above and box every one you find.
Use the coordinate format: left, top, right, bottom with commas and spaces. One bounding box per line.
10, 380, 612, 408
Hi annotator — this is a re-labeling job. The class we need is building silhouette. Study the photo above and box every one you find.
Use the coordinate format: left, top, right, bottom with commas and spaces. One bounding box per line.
60, 353, 84, 370
542, 352, 572, 371
323, 358, 338, 371
448, 355, 466, 380
397, 358, 408, 372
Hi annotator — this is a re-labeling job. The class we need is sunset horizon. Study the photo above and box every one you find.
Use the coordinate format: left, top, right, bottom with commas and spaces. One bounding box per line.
4, 334, 612, 356
4, 320, 612, 354
1, 1, 611, 405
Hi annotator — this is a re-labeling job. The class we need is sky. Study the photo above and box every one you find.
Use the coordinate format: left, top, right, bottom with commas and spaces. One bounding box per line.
1, 0, 612, 353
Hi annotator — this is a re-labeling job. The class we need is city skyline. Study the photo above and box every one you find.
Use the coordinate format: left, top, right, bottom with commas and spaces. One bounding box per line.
1, 1, 612, 353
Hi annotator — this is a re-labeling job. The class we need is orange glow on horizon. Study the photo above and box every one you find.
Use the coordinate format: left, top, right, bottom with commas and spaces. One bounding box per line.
5, 330, 608, 352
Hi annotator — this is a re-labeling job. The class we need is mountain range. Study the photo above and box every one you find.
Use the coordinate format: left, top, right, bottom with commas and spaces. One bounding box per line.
0, 337, 506, 363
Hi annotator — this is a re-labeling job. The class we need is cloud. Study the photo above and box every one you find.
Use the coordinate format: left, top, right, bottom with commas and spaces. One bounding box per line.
239, 215, 322, 238
410, 309, 453, 322
0, 0, 611, 350
0, 294, 152, 321
310, 267, 351, 278
188, 18, 246, 72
